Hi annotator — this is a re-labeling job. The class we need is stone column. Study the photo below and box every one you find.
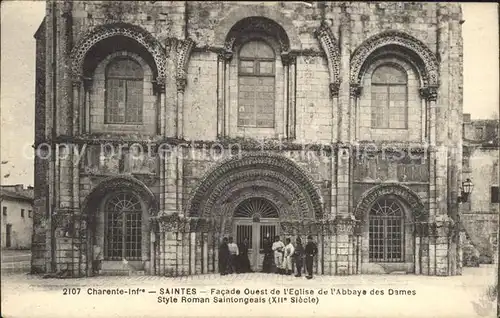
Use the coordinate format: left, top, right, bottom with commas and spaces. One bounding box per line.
72, 79, 81, 136
157, 80, 166, 216
334, 215, 356, 275
350, 85, 362, 142
159, 217, 181, 277
282, 53, 297, 139
82, 78, 92, 133
164, 149, 177, 214
429, 224, 437, 276
176, 78, 186, 139
435, 215, 453, 276
224, 54, 231, 137
216, 53, 227, 137
215, 42, 234, 138
176, 146, 184, 216
157, 78, 167, 137
420, 88, 438, 222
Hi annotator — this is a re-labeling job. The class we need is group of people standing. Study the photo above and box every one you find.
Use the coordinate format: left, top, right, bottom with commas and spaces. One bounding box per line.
218, 237, 253, 275
219, 235, 318, 279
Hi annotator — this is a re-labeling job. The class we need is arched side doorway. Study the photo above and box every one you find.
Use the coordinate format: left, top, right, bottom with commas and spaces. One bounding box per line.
82, 177, 159, 275
232, 197, 280, 271
101, 192, 144, 262
368, 196, 405, 263
355, 184, 427, 274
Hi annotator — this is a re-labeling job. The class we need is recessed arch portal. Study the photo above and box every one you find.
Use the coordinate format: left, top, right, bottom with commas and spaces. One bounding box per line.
185, 153, 323, 220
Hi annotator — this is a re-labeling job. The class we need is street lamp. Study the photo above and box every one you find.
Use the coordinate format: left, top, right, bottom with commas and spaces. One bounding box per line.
458, 178, 474, 203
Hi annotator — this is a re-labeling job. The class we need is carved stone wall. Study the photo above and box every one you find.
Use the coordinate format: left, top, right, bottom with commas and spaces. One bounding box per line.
34, 1, 464, 277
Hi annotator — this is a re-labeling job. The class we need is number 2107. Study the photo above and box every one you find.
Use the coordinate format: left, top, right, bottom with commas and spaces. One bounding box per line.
63, 288, 81, 295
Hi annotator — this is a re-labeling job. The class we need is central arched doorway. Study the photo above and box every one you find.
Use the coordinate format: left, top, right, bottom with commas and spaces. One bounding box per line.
232, 197, 280, 271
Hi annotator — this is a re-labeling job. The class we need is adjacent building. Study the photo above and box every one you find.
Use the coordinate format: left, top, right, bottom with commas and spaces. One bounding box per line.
461, 114, 499, 264
32, 1, 465, 277
1, 185, 34, 249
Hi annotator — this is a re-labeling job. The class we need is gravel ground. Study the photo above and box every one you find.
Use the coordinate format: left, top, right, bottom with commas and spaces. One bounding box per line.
1, 265, 497, 318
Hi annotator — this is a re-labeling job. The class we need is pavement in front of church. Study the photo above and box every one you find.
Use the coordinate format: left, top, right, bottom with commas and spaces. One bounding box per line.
1, 265, 497, 318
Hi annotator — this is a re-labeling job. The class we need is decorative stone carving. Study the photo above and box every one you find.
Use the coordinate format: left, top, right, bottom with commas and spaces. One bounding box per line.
414, 222, 430, 236
419, 86, 438, 102
281, 52, 297, 66
222, 37, 236, 56
354, 183, 427, 223
213, 183, 299, 220
350, 84, 363, 98
176, 77, 187, 92
176, 38, 195, 81
315, 22, 341, 96
329, 82, 340, 98
334, 215, 356, 235
224, 17, 291, 54
218, 50, 233, 62
185, 153, 324, 220
350, 30, 439, 88
154, 76, 166, 92
82, 77, 93, 90
70, 22, 167, 80
81, 176, 159, 215
203, 170, 309, 219
71, 76, 83, 88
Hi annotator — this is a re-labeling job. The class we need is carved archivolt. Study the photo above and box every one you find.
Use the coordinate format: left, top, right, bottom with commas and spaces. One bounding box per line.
223, 17, 291, 58
350, 31, 439, 88
185, 153, 323, 219
70, 22, 167, 83
81, 176, 159, 215
176, 38, 195, 81
315, 22, 341, 97
214, 5, 301, 52
354, 183, 427, 223
203, 171, 309, 219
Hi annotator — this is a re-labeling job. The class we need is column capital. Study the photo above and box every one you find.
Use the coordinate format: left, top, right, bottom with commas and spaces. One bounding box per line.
81, 77, 93, 90
155, 76, 166, 93
329, 82, 340, 98
281, 52, 297, 66
176, 77, 187, 92
334, 215, 357, 235
349, 83, 362, 98
218, 50, 233, 62
71, 78, 82, 88
419, 86, 438, 101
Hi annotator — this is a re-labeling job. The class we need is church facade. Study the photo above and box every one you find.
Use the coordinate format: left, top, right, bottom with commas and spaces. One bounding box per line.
32, 1, 465, 277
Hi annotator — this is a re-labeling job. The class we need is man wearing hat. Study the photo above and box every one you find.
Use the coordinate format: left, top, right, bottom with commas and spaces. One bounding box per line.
304, 235, 318, 279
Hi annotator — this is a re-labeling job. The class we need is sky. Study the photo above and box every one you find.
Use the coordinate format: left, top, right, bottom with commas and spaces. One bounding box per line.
1, 2, 499, 186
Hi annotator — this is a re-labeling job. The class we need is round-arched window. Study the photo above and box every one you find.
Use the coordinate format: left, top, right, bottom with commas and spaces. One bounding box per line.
105, 58, 144, 124
368, 197, 404, 262
104, 192, 142, 260
238, 40, 276, 128
371, 64, 408, 129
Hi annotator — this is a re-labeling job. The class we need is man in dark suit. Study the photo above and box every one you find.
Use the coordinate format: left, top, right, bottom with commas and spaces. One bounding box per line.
304, 235, 318, 279
218, 237, 230, 275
